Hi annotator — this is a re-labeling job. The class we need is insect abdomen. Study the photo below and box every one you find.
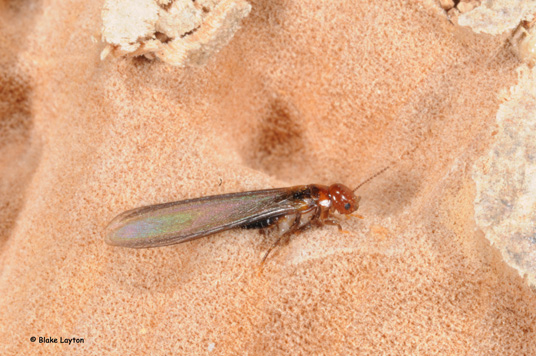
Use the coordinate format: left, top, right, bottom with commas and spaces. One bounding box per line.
241, 216, 281, 229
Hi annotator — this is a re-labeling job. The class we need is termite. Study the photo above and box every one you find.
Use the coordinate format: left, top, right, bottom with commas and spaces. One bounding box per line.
105, 167, 389, 261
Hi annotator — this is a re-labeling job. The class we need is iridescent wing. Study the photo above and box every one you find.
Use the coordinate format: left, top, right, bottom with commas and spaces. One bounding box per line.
105, 187, 305, 248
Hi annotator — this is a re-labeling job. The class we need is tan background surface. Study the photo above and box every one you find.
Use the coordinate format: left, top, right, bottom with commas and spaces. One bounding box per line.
1, 0, 535, 355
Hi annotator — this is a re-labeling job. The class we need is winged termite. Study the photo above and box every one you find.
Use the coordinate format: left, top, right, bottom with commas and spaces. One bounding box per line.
105, 167, 389, 260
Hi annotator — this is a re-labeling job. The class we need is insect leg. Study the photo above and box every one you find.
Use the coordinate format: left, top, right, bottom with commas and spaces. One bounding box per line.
261, 235, 283, 264
323, 218, 350, 234
261, 213, 302, 263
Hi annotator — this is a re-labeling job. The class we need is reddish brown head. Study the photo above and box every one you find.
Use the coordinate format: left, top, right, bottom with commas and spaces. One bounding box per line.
328, 184, 361, 214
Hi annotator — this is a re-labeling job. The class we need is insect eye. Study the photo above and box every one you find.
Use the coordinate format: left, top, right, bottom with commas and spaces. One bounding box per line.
344, 203, 351, 210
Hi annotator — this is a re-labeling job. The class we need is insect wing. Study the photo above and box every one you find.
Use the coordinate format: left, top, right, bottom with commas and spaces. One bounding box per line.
105, 188, 299, 248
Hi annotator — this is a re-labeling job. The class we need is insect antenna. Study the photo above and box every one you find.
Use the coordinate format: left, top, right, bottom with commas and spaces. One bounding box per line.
353, 166, 390, 192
